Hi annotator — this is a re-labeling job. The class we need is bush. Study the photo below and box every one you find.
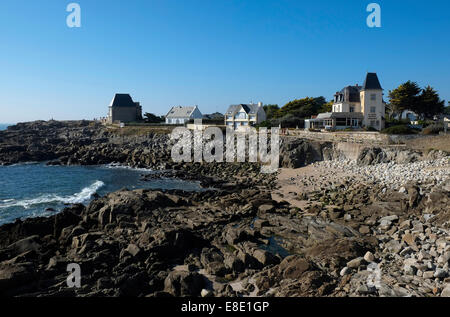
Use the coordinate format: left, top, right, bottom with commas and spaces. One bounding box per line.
381, 125, 418, 135
271, 115, 304, 129
364, 126, 378, 132
422, 123, 443, 135
255, 120, 272, 128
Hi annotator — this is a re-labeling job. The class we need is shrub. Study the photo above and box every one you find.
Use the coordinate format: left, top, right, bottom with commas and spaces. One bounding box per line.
422, 123, 444, 135
381, 125, 418, 135
364, 126, 378, 132
255, 120, 272, 128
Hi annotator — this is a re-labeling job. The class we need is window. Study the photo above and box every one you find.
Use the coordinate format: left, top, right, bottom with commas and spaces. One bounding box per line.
370, 107, 376, 113
336, 118, 347, 126
349, 106, 355, 113
370, 94, 376, 101
226, 116, 233, 120
249, 115, 256, 120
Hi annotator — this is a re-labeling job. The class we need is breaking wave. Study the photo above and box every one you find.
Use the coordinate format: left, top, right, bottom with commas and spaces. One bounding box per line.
0, 180, 104, 209
103, 163, 153, 172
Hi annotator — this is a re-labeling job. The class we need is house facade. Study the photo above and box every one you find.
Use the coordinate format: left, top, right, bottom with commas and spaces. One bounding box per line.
305, 73, 386, 131
107, 94, 142, 124
165, 106, 202, 124
224, 102, 266, 130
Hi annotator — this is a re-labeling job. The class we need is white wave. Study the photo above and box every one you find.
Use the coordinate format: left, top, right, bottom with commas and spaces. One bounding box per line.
0, 180, 104, 209
103, 163, 153, 172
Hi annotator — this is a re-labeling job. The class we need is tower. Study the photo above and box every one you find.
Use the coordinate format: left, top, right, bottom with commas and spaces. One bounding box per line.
360, 73, 385, 130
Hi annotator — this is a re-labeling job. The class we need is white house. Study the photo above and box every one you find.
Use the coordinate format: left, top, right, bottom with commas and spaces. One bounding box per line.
305, 73, 386, 131
224, 102, 266, 130
165, 106, 203, 124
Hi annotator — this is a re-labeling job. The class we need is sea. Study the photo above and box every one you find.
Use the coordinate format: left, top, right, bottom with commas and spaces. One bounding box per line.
0, 163, 204, 226
0, 124, 12, 131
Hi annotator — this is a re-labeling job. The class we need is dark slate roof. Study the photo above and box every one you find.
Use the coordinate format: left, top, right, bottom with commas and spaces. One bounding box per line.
109, 94, 137, 108
336, 85, 361, 102
362, 73, 382, 90
225, 104, 260, 115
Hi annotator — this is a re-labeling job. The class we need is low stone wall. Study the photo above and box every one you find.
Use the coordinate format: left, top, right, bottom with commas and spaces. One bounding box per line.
285, 130, 390, 144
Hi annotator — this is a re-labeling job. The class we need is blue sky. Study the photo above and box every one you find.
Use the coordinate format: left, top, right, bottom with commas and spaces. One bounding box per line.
0, 0, 449, 123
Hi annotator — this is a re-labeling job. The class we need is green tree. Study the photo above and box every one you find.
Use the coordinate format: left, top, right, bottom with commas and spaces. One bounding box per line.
414, 86, 445, 119
388, 81, 421, 119
278, 96, 326, 118
444, 102, 450, 115
144, 112, 164, 123
318, 101, 333, 113
263, 104, 280, 120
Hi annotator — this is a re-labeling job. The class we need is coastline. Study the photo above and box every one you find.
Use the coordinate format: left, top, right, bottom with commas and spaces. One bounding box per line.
0, 121, 449, 297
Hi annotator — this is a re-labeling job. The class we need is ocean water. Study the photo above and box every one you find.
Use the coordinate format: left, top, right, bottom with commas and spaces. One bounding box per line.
0, 124, 11, 131
0, 163, 203, 225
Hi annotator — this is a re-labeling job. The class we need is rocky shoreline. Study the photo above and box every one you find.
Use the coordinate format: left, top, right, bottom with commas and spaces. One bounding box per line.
0, 121, 449, 297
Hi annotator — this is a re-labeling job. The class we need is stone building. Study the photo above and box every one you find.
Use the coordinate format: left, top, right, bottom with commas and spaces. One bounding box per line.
107, 94, 142, 124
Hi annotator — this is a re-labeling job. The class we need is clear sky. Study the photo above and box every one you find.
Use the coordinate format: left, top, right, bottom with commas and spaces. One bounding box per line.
0, 0, 449, 123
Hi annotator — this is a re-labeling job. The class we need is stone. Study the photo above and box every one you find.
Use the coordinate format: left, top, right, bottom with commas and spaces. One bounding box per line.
359, 226, 370, 234
402, 233, 419, 251
125, 244, 141, 257
399, 220, 411, 230
434, 268, 447, 279
347, 257, 364, 269
438, 251, 450, 265
252, 249, 279, 267
164, 271, 204, 297
279, 256, 310, 279
201, 289, 213, 297
422, 271, 435, 279
364, 251, 375, 263
385, 240, 402, 254
441, 284, 450, 297
340, 267, 349, 276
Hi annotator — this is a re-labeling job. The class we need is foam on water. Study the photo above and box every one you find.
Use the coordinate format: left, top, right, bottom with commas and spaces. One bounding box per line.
0, 180, 104, 209
103, 163, 153, 172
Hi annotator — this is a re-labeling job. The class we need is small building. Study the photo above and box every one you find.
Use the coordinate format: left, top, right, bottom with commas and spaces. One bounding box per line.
165, 106, 203, 124
444, 117, 450, 133
395, 110, 418, 121
305, 73, 386, 131
305, 112, 364, 130
224, 102, 266, 130
107, 94, 142, 124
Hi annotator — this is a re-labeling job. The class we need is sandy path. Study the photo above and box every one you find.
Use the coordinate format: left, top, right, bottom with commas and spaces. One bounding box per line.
272, 164, 362, 210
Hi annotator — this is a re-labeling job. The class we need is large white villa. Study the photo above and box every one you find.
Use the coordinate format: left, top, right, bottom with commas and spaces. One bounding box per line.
305, 73, 386, 131
224, 102, 266, 130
